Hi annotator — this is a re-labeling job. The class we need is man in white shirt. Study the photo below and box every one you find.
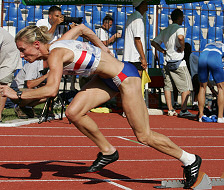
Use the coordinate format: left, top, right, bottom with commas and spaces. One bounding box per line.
123, 0, 148, 77
36, 6, 65, 43
11, 60, 49, 119
151, 9, 194, 118
0, 27, 22, 122
96, 15, 121, 56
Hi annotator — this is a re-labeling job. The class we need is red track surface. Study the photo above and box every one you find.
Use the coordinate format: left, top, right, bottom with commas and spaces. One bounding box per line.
0, 112, 223, 189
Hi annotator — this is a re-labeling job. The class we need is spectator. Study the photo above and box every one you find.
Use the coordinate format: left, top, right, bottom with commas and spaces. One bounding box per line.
184, 42, 200, 110
198, 42, 224, 123
96, 15, 121, 57
151, 9, 194, 118
0, 27, 22, 122
10, 60, 49, 119
36, 6, 65, 43
173, 42, 200, 110
123, 0, 148, 77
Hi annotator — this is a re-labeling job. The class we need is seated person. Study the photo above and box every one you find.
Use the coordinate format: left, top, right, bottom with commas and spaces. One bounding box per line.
11, 60, 49, 119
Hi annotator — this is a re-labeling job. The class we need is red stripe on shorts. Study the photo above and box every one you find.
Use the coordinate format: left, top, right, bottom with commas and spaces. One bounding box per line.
74, 51, 87, 70
117, 72, 127, 82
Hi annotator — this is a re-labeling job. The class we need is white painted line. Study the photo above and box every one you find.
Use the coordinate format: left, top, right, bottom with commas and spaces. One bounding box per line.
0, 126, 224, 131
0, 177, 222, 183
0, 135, 223, 138
105, 180, 133, 190
0, 158, 223, 163
0, 145, 223, 148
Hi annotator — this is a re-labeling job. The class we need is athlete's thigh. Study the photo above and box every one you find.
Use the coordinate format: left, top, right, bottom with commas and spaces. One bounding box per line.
68, 75, 118, 113
208, 53, 224, 84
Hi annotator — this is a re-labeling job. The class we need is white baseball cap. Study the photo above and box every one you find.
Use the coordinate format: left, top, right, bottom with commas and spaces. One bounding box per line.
133, 0, 144, 8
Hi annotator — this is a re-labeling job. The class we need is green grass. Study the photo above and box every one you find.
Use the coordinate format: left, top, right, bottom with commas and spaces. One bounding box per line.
2, 103, 46, 122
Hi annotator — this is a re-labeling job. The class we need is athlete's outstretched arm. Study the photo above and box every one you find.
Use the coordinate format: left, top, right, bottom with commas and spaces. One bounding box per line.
59, 24, 111, 54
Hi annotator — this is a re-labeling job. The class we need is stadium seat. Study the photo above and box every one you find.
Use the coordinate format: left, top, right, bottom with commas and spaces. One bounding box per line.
183, 3, 197, 16
194, 14, 210, 28
115, 38, 124, 55
121, 5, 134, 14
5, 4, 23, 22
16, 20, 29, 33
81, 4, 98, 13
27, 6, 43, 22
182, 15, 190, 27
214, 15, 224, 27
101, 5, 109, 12
113, 11, 127, 26
207, 26, 223, 41
91, 10, 106, 25
201, 3, 216, 16
158, 13, 169, 27
71, 10, 86, 23
185, 26, 204, 40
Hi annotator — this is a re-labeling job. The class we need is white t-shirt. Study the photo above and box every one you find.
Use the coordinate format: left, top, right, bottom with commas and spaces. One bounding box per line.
123, 11, 146, 62
96, 27, 115, 56
36, 18, 64, 43
153, 23, 186, 66
13, 60, 44, 89
0, 27, 22, 81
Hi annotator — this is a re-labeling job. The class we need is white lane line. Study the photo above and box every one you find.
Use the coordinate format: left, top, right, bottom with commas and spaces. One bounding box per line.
0, 126, 224, 131
0, 145, 223, 148
0, 135, 224, 138
0, 158, 223, 163
0, 177, 222, 183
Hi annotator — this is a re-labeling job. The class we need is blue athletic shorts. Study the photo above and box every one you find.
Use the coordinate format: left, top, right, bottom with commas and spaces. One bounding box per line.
198, 51, 224, 84
101, 61, 140, 92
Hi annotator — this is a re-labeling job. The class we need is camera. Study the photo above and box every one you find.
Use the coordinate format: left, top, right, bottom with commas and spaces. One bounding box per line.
60, 16, 83, 25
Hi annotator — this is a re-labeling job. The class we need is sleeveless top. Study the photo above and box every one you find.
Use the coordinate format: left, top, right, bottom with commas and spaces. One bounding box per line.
203, 42, 224, 57
49, 40, 102, 77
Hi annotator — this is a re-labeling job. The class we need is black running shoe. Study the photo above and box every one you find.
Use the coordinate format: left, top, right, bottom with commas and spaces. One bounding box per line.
86, 150, 119, 173
182, 155, 202, 189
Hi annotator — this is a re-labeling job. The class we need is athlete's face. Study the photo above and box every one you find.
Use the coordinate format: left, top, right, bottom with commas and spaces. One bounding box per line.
16, 40, 40, 63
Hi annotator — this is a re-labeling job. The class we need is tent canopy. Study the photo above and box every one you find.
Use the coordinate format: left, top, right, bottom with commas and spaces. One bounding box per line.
22, 0, 206, 6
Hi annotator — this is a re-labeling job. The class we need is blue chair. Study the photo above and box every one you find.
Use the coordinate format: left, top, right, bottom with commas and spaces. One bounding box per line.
91, 10, 106, 25
71, 10, 86, 23
185, 26, 204, 40
214, 15, 224, 27
161, 4, 169, 15
207, 27, 223, 41
16, 20, 29, 33
183, 15, 190, 27
183, 3, 197, 16
112, 11, 126, 26
27, 6, 43, 22
201, 3, 216, 16
194, 14, 210, 28
5, 5, 23, 22
121, 5, 134, 14
101, 5, 109, 12
147, 5, 154, 15
108, 6, 117, 13
158, 13, 169, 28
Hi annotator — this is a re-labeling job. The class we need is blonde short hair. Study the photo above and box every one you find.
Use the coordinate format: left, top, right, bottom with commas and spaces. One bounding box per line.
15, 25, 53, 44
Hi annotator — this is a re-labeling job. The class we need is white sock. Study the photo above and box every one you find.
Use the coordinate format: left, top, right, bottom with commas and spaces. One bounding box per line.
179, 150, 196, 166
193, 101, 198, 106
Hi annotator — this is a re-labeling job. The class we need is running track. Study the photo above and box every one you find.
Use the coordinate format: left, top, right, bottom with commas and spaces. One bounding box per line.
0, 112, 223, 190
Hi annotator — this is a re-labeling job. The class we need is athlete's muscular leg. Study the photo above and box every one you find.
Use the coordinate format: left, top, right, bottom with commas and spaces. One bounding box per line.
65, 76, 117, 155
120, 77, 183, 159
